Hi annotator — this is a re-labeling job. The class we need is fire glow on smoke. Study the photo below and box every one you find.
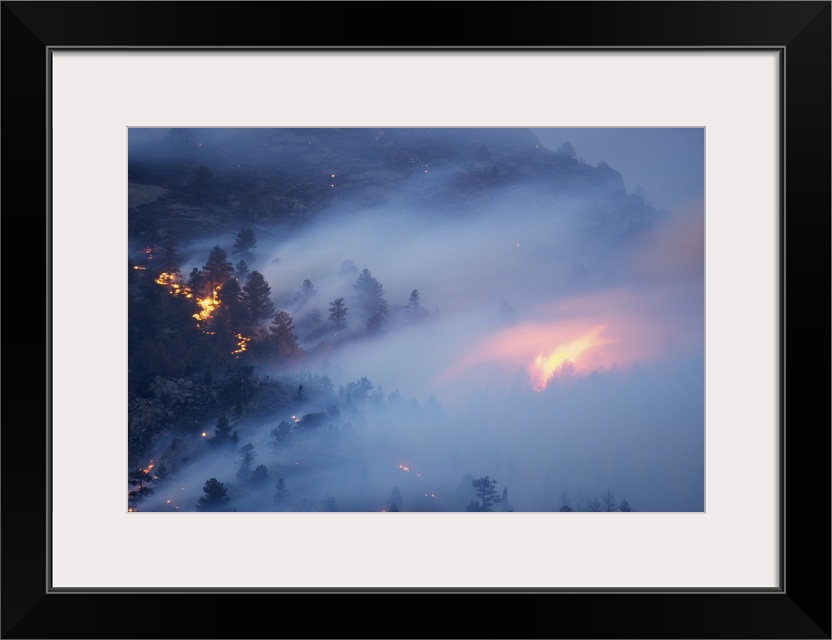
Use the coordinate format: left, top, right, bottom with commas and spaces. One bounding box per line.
529, 325, 614, 391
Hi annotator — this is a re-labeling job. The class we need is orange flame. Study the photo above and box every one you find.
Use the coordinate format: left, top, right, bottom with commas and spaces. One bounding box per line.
193, 285, 222, 324
155, 272, 190, 296
231, 333, 251, 356
529, 325, 613, 391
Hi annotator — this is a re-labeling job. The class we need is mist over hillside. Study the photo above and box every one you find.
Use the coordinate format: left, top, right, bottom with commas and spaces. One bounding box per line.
127, 127, 704, 513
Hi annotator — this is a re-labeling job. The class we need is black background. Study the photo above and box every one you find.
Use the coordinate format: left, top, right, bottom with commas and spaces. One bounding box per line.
2, 2, 829, 638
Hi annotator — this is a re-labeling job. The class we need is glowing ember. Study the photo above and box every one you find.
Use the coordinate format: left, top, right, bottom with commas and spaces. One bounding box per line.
398, 464, 410, 472
132, 265, 146, 271
231, 333, 251, 356
193, 285, 222, 324
155, 272, 190, 297
530, 325, 613, 392
201, 432, 207, 437
128, 507, 134, 512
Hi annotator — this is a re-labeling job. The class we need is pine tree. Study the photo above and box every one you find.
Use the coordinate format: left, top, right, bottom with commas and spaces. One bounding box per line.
236, 444, 256, 481
406, 289, 421, 312
242, 271, 275, 328
274, 478, 286, 502
234, 259, 250, 281
202, 245, 234, 290
353, 269, 389, 321
328, 298, 348, 329
467, 476, 501, 512
270, 310, 304, 362
294, 279, 318, 308
217, 277, 245, 335
250, 464, 269, 485
232, 228, 257, 262
195, 478, 231, 511
208, 413, 239, 447
128, 466, 156, 511
158, 234, 182, 279
187, 267, 205, 294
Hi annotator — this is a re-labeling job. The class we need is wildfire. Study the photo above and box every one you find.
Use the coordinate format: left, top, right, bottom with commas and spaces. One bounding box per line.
231, 333, 251, 356
530, 325, 614, 391
193, 285, 222, 323
155, 272, 190, 297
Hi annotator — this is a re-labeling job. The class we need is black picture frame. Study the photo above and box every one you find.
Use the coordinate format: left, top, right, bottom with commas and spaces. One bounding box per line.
3, 2, 829, 638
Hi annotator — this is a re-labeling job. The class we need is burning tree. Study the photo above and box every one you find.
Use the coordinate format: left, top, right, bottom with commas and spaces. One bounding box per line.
128, 465, 157, 511
466, 476, 501, 512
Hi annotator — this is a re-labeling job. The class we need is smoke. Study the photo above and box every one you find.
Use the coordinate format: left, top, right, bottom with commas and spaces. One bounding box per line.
130, 131, 704, 513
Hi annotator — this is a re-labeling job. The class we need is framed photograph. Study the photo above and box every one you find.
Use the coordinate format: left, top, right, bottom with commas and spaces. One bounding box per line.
4, 1, 829, 638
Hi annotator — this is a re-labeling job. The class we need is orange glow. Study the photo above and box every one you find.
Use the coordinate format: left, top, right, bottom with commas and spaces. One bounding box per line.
155, 272, 192, 298
132, 265, 146, 271
231, 333, 251, 356
398, 464, 410, 472
439, 285, 701, 393
193, 285, 222, 324
441, 320, 618, 389
530, 325, 613, 391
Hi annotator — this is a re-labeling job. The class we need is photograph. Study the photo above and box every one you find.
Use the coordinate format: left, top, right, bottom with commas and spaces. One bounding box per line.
3, 0, 828, 635
127, 126, 704, 514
